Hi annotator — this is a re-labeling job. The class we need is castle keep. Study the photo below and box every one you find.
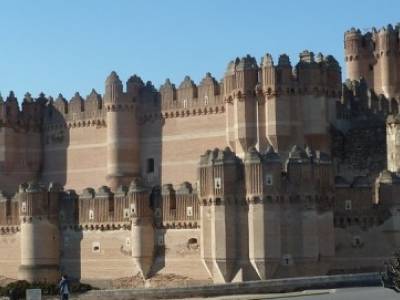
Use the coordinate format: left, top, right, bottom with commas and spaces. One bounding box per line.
1, 23, 400, 287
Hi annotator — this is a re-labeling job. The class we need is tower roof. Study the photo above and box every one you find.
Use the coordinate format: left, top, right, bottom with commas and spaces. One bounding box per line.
236, 55, 258, 71
106, 71, 122, 85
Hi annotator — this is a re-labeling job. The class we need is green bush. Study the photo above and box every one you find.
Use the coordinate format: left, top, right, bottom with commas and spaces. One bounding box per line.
0, 280, 94, 299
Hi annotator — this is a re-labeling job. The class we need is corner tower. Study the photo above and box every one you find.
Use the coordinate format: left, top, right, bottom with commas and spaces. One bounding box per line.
18, 182, 61, 283
344, 28, 374, 86
375, 25, 399, 98
104, 72, 140, 190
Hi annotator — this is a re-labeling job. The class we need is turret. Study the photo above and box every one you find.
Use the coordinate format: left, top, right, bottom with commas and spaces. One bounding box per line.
177, 76, 197, 108
344, 28, 366, 81
260, 53, 303, 153
18, 182, 61, 283
4, 91, 19, 122
244, 147, 282, 279
198, 72, 220, 105
104, 72, 140, 190
296, 50, 321, 90
376, 25, 399, 98
276, 54, 293, 89
224, 55, 259, 156
260, 53, 276, 92
126, 74, 144, 98
129, 178, 154, 279
198, 147, 242, 283
324, 55, 342, 92
159, 79, 177, 109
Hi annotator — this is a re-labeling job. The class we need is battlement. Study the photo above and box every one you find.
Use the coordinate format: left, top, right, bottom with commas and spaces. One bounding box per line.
339, 78, 399, 121
159, 72, 224, 111
344, 24, 400, 60
198, 145, 333, 206
0, 47, 343, 131
258, 51, 341, 98
344, 23, 400, 98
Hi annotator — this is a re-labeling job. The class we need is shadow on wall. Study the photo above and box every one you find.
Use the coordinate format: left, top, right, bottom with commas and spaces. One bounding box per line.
40, 94, 71, 188
149, 186, 165, 277
59, 190, 82, 280
138, 79, 163, 191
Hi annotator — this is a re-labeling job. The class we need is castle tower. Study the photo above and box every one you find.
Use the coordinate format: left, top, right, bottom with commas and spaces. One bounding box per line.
224, 56, 259, 156
244, 146, 282, 279
198, 147, 241, 283
18, 182, 61, 283
260, 53, 303, 153
129, 178, 155, 279
104, 72, 140, 190
376, 25, 399, 98
386, 114, 400, 173
344, 28, 374, 84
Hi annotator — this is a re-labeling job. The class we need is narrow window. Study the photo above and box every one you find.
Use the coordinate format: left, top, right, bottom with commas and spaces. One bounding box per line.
214, 177, 222, 190
89, 209, 94, 220
21, 202, 27, 213
183, 99, 188, 109
6, 200, 11, 217
147, 158, 155, 173
265, 174, 273, 186
345, 200, 352, 211
204, 95, 209, 105
186, 206, 193, 217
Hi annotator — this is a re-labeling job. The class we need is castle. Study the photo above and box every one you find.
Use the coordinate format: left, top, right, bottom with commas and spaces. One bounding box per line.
1, 23, 400, 287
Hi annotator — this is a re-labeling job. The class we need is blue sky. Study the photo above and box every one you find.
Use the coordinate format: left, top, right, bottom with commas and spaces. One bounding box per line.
0, 0, 399, 100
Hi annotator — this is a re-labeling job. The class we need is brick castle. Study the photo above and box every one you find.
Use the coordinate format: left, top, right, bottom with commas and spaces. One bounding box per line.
0, 23, 400, 287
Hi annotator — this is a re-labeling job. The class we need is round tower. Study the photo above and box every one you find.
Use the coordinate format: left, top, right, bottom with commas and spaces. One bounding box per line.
377, 25, 398, 98
344, 28, 364, 81
104, 72, 140, 190
18, 182, 61, 283
129, 178, 154, 279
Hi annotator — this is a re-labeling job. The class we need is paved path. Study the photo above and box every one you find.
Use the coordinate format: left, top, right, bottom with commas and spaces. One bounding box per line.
176, 286, 400, 300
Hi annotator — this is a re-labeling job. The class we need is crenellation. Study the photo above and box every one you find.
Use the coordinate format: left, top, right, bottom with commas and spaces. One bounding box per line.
2, 21, 400, 285
69, 92, 84, 113
53, 93, 68, 114
160, 78, 177, 109
85, 89, 103, 111
126, 74, 145, 97
177, 76, 198, 104
345, 23, 400, 98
